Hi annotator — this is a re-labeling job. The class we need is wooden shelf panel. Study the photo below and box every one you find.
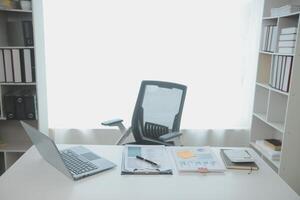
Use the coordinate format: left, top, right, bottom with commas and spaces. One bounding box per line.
0, 8, 32, 13
256, 82, 289, 96
253, 112, 284, 133
259, 51, 295, 56
250, 142, 280, 169
0, 143, 31, 153
0, 46, 34, 49
263, 11, 300, 20
0, 82, 36, 86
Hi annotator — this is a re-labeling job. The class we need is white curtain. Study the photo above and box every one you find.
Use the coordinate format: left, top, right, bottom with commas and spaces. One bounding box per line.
43, 0, 263, 129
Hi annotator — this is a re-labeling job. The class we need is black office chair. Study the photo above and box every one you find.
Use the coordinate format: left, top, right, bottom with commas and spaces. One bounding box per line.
102, 80, 187, 146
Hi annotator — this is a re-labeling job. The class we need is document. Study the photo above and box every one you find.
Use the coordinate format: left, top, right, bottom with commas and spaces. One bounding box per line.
172, 146, 225, 172
122, 145, 173, 174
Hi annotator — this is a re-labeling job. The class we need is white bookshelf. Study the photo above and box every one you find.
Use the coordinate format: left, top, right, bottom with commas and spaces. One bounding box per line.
0, 5, 36, 175
250, 0, 300, 195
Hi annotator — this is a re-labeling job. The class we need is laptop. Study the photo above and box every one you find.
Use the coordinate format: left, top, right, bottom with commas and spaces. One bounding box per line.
21, 121, 116, 180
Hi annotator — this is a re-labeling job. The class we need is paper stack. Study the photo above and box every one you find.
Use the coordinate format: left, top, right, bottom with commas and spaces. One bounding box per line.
278, 27, 297, 54
256, 140, 281, 161
271, 5, 300, 17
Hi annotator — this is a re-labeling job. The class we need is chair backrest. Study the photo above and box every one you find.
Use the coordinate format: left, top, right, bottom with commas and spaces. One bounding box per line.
131, 80, 187, 145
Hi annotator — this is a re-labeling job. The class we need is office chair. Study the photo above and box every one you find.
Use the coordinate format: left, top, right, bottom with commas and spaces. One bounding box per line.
102, 80, 187, 146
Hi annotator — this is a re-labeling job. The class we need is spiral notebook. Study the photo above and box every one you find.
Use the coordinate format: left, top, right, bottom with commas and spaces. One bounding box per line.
121, 145, 173, 175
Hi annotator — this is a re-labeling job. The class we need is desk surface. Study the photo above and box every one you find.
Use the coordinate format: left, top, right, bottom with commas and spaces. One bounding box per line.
0, 145, 299, 200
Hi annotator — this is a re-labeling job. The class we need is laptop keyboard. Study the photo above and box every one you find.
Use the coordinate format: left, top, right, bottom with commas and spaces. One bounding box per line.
60, 150, 98, 175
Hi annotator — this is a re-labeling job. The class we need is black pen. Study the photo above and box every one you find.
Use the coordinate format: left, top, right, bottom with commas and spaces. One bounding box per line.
136, 155, 159, 167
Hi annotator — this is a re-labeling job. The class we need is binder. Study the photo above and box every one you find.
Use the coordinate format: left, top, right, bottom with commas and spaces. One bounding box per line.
3, 49, 13, 82
12, 49, 22, 82
282, 57, 293, 92
267, 26, 273, 51
275, 56, 282, 89
6, 21, 25, 46
270, 26, 278, 52
271, 55, 278, 88
4, 92, 16, 119
24, 90, 37, 120
23, 49, 33, 82
279, 56, 286, 90
22, 21, 34, 46
0, 49, 5, 82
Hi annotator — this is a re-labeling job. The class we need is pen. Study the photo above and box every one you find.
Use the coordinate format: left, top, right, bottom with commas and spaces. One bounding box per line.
136, 155, 159, 167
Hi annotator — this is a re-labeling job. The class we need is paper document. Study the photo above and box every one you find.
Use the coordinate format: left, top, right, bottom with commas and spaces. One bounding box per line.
172, 147, 226, 172
122, 145, 173, 174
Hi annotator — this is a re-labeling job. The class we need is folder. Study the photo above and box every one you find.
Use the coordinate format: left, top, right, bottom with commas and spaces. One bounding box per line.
12, 49, 22, 82
0, 50, 5, 82
3, 49, 13, 82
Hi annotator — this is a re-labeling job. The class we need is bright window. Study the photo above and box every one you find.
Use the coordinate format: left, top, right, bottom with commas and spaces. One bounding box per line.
43, 0, 263, 129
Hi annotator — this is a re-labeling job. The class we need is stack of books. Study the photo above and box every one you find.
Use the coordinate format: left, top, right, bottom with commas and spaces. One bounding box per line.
269, 55, 293, 92
271, 5, 300, 17
278, 27, 298, 54
255, 140, 281, 161
262, 25, 278, 52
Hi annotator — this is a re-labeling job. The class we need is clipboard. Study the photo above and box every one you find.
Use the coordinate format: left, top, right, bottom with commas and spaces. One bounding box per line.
121, 145, 173, 175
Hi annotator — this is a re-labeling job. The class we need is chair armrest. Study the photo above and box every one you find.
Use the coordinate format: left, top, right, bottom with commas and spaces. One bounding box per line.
159, 132, 182, 142
101, 119, 124, 126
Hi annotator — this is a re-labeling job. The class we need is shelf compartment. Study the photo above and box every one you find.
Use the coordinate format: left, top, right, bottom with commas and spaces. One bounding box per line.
256, 82, 289, 96
257, 54, 272, 84
251, 142, 280, 169
253, 86, 269, 116
4, 151, 24, 170
252, 113, 284, 133
266, 91, 288, 132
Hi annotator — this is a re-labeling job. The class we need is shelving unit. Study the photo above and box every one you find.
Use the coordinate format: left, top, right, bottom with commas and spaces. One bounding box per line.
250, 0, 300, 195
0, 3, 36, 175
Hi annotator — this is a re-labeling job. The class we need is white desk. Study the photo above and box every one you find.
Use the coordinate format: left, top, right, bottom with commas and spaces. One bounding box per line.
0, 145, 299, 200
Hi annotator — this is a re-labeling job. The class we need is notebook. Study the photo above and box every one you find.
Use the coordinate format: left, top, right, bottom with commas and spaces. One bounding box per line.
121, 145, 173, 175
220, 149, 259, 170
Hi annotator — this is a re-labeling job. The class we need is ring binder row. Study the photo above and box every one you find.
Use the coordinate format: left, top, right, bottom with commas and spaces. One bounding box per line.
4, 89, 38, 120
269, 55, 293, 92
0, 48, 35, 83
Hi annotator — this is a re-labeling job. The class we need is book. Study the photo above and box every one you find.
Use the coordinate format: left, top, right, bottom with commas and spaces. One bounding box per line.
172, 146, 225, 172
220, 149, 259, 170
264, 139, 282, 151
3, 49, 13, 82
278, 40, 296, 47
281, 27, 298, 35
223, 149, 255, 162
279, 34, 297, 41
278, 47, 294, 54
0, 49, 5, 82
282, 56, 293, 92
12, 49, 22, 82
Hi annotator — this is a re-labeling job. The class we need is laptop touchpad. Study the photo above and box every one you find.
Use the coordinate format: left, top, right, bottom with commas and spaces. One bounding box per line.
82, 152, 101, 161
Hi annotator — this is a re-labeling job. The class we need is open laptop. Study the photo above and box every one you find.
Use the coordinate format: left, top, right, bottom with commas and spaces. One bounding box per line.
21, 121, 116, 180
